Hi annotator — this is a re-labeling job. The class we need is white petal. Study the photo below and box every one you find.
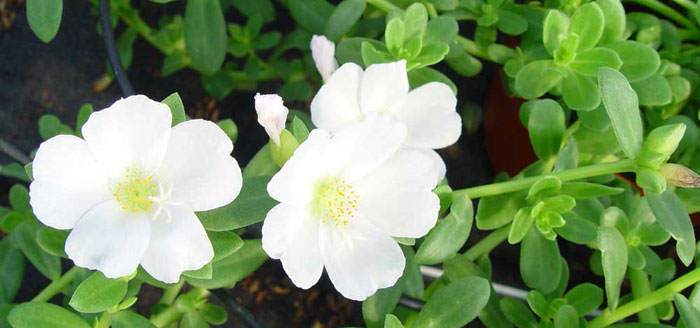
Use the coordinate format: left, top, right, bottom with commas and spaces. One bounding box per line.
65, 201, 150, 278
355, 149, 440, 238
310, 35, 338, 82
29, 135, 110, 229
262, 203, 323, 289
310, 63, 364, 132
320, 222, 405, 301
326, 117, 407, 181
359, 61, 409, 114
392, 82, 461, 149
267, 129, 331, 205
82, 95, 172, 177
140, 205, 214, 283
424, 148, 447, 185
254, 93, 289, 145
160, 119, 243, 211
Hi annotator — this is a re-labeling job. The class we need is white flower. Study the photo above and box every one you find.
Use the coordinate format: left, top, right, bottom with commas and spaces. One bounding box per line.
310, 60, 461, 183
254, 93, 289, 145
310, 35, 338, 82
29, 95, 243, 283
262, 118, 440, 301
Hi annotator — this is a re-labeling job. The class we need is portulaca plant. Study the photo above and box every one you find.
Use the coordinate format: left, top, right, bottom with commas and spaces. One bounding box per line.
5, 0, 700, 327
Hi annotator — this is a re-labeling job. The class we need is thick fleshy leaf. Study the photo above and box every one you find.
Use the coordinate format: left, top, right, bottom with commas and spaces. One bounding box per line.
631, 74, 673, 107
412, 276, 491, 328
515, 60, 564, 99
0, 239, 24, 303
199, 176, 275, 231
415, 194, 472, 264
570, 48, 622, 77
8, 303, 90, 328
647, 190, 695, 266
12, 221, 60, 280
325, 0, 366, 40
564, 283, 603, 315
598, 67, 643, 159
185, 239, 267, 289
606, 41, 660, 82
598, 226, 628, 310
184, 0, 226, 74
542, 10, 569, 56
69, 272, 128, 313
520, 229, 562, 293
527, 99, 565, 159
26, 0, 63, 43
362, 283, 403, 328
569, 3, 604, 50
289, 0, 333, 34
597, 0, 626, 44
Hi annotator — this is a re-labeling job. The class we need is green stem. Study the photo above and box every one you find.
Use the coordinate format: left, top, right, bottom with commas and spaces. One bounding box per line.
159, 281, 184, 305
464, 225, 510, 261
623, 0, 696, 29
453, 159, 636, 199
94, 312, 113, 328
32, 267, 80, 302
672, 0, 697, 11
588, 267, 700, 328
150, 305, 184, 328
628, 268, 659, 323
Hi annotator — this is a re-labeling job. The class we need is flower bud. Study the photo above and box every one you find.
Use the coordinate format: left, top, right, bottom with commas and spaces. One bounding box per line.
254, 93, 289, 145
310, 35, 338, 82
660, 163, 700, 188
270, 129, 300, 167
644, 123, 686, 160
217, 119, 238, 143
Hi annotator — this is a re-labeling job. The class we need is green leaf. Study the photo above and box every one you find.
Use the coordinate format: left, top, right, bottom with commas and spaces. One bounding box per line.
112, 310, 156, 328
180, 311, 208, 328
361, 42, 393, 66
606, 41, 660, 82
198, 176, 276, 231
553, 304, 578, 328
476, 189, 526, 230
230, 0, 275, 22
8, 303, 90, 328
425, 16, 459, 44
26, 0, 62, 43
569, 2, 604, 50
597, 0, 626, 44
674, 293, 700, 327
527, 99, 565, 159
69, 272, 128, 313
542, 10, 569, 56
385, 18, 405, 56
12, 222, 60, 280
497, 10, 528, 36
515, 60, 564, 99
407, 67, 457, 94
38, 114, 66, 140
412, 276, 491, 328
411, 43, 450, 69
402, 3, 428, 39
598, 226, 628, 309
185, 239, 267, 289
570, 48, 622, 78
598, 67, 644, 159
209, 231, 244, 262
362, 283, 403, 328
217, 119, 238, 143
290, 117, 310, 143
564, 283, 603, 315
36, 227, 68, 258
200, 304, 227, 325
667, 75, 691, 103
9, 185, 29, 212
162, 93, 186, 126
631, 74, 673, 107
184, 0, 226, 75
182, 263, 212, 279
508, 207, 534, 244
0, 239, 24, 303
289, 0, 334, 34
520, 229, 562, 293
75, 104, 93, 137
562, 72, 601, 111
559, 182, 624, 198
647, 190, 695, 266
415, 195, 473, 264
499, 298, 536, 327
324, 0, 366, 40
383, 314, 404, 328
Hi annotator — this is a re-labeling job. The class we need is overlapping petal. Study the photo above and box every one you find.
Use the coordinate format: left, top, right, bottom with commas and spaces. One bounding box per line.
311, 63, 364, 132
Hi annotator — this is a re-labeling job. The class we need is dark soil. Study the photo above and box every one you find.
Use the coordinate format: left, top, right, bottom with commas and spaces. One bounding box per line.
0, 1, 508, 327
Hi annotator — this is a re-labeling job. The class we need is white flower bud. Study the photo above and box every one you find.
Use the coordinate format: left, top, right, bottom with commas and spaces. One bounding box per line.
254, 93, 289, 145
310, 35, 338, 82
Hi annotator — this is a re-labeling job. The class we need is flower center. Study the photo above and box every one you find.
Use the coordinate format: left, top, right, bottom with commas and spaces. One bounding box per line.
113, 168, 158, 212
311, 177, 359, 226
